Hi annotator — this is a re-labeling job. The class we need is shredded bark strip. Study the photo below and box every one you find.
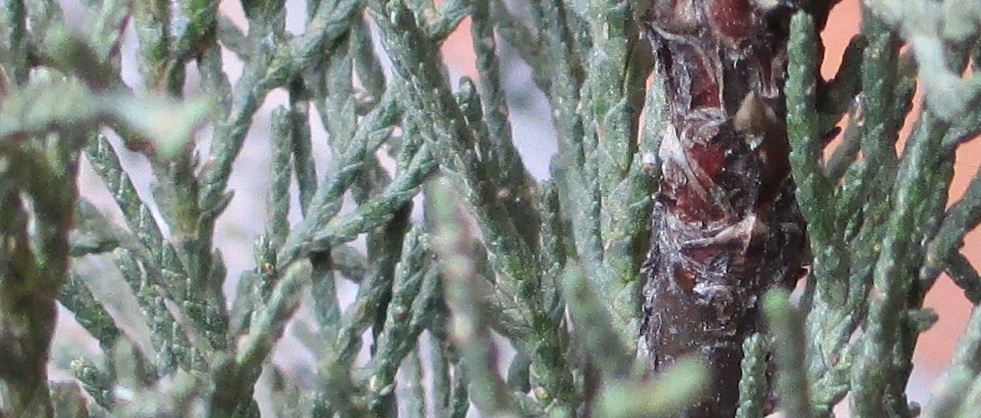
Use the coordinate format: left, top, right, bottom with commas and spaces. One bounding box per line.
637, 1, 837, 416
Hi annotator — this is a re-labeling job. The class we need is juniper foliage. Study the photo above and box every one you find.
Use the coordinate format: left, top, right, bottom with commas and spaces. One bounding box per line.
0, 0, 979, 417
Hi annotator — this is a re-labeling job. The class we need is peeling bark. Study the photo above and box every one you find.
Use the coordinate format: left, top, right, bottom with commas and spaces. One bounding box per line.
637, 1, 832, 416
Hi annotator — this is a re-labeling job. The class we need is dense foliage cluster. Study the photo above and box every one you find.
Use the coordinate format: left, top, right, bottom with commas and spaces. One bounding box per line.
1, 0, 980, 417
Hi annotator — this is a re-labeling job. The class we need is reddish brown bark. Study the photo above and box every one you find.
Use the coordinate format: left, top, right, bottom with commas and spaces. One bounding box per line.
637, 1, 831, 416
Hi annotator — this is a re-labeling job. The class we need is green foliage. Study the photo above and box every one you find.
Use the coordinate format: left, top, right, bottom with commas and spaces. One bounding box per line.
0, 0, 980, 417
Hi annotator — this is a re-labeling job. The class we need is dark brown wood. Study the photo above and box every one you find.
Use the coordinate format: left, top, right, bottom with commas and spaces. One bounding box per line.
637, 1, 824, 416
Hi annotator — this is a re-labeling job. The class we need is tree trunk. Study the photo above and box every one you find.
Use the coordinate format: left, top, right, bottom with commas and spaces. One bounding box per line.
637, 1, 829, 416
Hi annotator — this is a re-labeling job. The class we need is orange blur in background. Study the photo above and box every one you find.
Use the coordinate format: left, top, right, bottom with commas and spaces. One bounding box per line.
818, 2, 976, 380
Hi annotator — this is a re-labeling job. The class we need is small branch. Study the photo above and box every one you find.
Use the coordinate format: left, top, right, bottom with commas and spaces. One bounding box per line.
923, 305, 981, 417
58, 272, 122, 353
429, 181, 522, 417
765, 289, 813, 418
735, 334, 768, 418
945, 252, 981, 305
